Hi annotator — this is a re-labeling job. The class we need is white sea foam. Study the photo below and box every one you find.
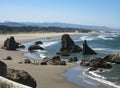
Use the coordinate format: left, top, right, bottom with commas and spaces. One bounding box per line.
41, 41, 59, 48
39, 54, 46, 58
80, 36, 96, 41
83, 70, 120, 88
93, 48, 107, 51
98, 35, 113, 40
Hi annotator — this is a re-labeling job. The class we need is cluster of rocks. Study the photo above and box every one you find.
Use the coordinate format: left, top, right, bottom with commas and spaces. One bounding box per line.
80, 54, 120, 71
41, 56, 66, 65
0, 60, 37, 88
80, 57, 112, 71
41, 55, 78, 65
28, 41, 44, 52
2, 36, 25, 50
59, 34, 97, 55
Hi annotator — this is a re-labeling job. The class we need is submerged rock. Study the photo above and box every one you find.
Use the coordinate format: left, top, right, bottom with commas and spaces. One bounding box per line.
28, 45, 44, 52
35, 41, 43, 45
82, 40, 97, 54
60, 34, 82, 53
7, 68, 37, 88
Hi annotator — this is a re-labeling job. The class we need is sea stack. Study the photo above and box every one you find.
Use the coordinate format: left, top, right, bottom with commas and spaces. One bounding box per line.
3, 36, 19, 50
82, 40, 97, 54
60, 34, 82, 53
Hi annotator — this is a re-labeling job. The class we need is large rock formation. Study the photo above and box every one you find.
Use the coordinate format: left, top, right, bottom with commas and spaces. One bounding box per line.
28, 45, 44, 52
60, 34, 82, 53
3, 36, 19, 50
0, 61, 7, 77
82, 40, 97, 54
103, 54, 120, 64
7, 68, 37, 88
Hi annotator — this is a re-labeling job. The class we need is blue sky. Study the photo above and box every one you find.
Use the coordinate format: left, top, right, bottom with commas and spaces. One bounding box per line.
0, 0, 120, 28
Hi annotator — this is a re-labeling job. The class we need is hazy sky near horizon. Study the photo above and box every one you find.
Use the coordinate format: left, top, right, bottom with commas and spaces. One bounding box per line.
0, 0, 120, 28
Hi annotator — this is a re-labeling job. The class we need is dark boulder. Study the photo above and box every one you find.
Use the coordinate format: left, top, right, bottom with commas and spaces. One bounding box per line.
3, 56, 12, 60
5, 36, 19, 50
0, 61, 7, 77
82, 40, 97, 54
28, 45, 44, 52
103, 54, 120, 64
35, 41, 43, 45
41, 61, 47, 65
60, 34, 82, 53
68, 57, 78, 63
24, 59, 31, 64
7, 68, 37, 88
80, 57, 112, 69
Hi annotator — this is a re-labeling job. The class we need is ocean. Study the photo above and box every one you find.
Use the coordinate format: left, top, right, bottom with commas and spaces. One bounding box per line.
22, 31, 120, 88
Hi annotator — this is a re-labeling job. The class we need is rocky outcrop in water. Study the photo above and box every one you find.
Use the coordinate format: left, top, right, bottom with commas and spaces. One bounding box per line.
35, 41, 43, 45
60, 34, 82, 53
0, 61, 7, 77
82, 40, 97, 54
80, 57, 112, 69
28, 45, 44, 52
103, 54, 120, 64
7, 68, 37, 88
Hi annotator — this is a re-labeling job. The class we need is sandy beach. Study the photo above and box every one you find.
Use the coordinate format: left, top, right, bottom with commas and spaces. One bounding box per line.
0, 32, 81, 88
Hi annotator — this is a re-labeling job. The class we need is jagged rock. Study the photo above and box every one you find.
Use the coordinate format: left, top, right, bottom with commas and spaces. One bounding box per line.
35, 41, 43, 45
60, 34, 82, 53
0, 61, 7, 77
7, 68, 37, 88
82, 40, 97, 54
3, 56, 12, 60
24, 59, 31, 64
80, 57, 112, 69
28, 45, 44, 52
68, 57, 78, 63
41, 61, 47, 65
103, 54, 120, 64
4, 36, 19, 50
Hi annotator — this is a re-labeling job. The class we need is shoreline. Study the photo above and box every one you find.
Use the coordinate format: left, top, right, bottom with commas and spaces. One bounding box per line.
0, 32, 81, 88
